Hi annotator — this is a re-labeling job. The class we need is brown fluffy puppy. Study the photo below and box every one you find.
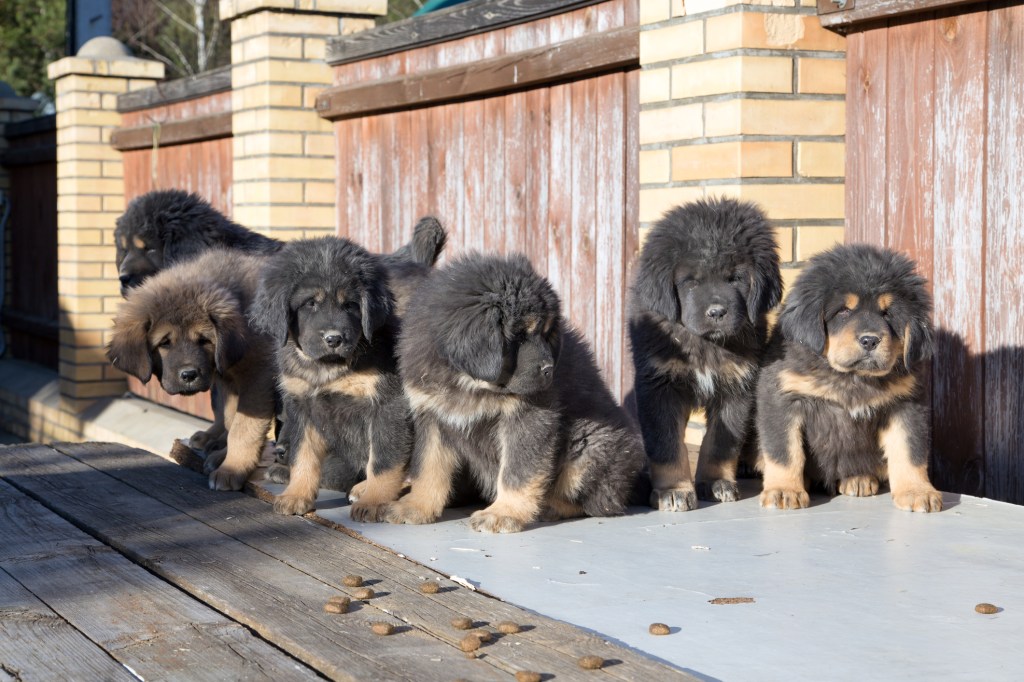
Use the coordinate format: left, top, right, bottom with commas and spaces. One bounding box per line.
757, 244, 941, 512
107, 249, 276, 491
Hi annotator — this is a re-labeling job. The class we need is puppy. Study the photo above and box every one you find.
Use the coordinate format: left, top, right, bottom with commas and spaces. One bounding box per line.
629, 197, 782, 510
107, 249, 277, 490
757, 243, 941, 512
384, 253, 645, 533
250, 237, 417, 518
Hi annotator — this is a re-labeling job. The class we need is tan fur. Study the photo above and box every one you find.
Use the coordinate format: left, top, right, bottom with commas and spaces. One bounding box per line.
279, 374, 312, 397
838, 474, 880, 497
470, 476, 548, 533
385, 423, 458, 524
406, 382, 521, 430
349, 465, 407, 522
542, 497, 585, 521
132, 235, 146, 250
827, 325, 903, 376
322, 368, 380, 399
759, 416, 809, 509
844, 293, 860, 309
877, 293, 893, 310
273, 423, 327, 515
696, 456, 737, 488
778, 369, 917, 416
880, 414, 942, 512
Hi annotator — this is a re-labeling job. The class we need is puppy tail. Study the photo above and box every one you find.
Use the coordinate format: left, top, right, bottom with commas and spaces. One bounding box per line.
392, 216, 447, 267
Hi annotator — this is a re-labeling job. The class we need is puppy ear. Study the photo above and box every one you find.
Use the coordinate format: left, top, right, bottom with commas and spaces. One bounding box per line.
901, 317, 934, 368
360, 275, 394, 342
633, 257, 679, 321
748, 259, 783, 324
778, 291, 826, 355
208, 293, 249, 373
444, 304, 505, 383
107, 311, 153, 381
250, 273, 291, 347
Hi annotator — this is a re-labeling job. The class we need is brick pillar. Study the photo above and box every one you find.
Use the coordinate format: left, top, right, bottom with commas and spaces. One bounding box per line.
639, 0, 847, 291
48, 39, 164, 410
220, 0, 384, 240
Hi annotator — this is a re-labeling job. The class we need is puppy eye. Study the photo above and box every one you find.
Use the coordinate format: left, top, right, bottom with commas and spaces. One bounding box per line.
157, 336, 171, 348
196, 337, 212, 346
836, 307, 853, 319
880, 309, 890, 318
304, 299, 317, 309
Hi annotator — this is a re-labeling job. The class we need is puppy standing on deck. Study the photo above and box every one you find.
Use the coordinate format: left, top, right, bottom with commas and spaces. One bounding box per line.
107, 249, 277, 491
629, 198, 782, 511
383, 253, 645, 533
757, 244, 941, 512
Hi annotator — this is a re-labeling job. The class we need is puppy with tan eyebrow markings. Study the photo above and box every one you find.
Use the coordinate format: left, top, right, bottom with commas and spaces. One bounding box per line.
757, 243, 942, 512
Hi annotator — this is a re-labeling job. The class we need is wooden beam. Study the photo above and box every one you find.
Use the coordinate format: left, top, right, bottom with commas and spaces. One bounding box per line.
327, 0, 606, 66
317, 25, 639, 121
116, 65, 231, 112
819, 0, 985, 31
110, 112, 232, 151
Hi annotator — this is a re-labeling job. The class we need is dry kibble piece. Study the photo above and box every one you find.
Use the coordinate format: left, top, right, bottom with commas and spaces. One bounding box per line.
451, 616, 474, 630
468, 629, 493, 643
419, 581, 440, 594
515, 672, 541, 682
497, 621, 521, 634
353, 587, 374, 600
649, 622, 671, 635
342, 575, 363, 587
578, 655, 604, 670
371, 622, 394, 636
459, 634, 482, 652
323, 596, 350, 614
975, 603, 999, 614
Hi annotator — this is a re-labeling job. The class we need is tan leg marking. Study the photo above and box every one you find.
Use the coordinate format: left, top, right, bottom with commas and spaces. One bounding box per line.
649, 429, 697, 511
759, 416, 809, 510
881, 415, 941, 512
273, 423, 326, 515
208, 385, 272, 492
695, 457, 738, 488
350, 466, 407, 523
385, 423, 457, 525
541, 497, 585, 522
471, 476, 548, 534
838, 474, 879, 497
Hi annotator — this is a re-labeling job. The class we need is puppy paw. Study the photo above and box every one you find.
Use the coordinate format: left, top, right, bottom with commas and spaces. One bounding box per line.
698, 479, 740, 503
469, 509, 526, 534
892, 488, 942, 513
190, 429, 226, 454
349, 501, 389, 523
839, 475, 879, 497
650, 485, 698, 512
348, 480, 368, 503
264, 463, 290, 484
202, 447, 227, 474
208, 464, 250, 491
759, 487, 809, 510
384, 499, 440, 525
273, 493, 315, 516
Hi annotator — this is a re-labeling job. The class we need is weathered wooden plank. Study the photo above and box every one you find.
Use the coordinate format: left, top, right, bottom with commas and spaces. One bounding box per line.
0, 565, 136, 681
621, 65, 640, 402
317, 26, 638, 121
116, 65, 231, 112
0, 444, 502, 682
55, 442, 696, 681
983, 0, 1024, 504
0, 479, 315, 681
569, 75, 598, 348
930, 8, 988, 497
111, 112, 232, 151
327, 0, 607, 65
820, 0, 985, 32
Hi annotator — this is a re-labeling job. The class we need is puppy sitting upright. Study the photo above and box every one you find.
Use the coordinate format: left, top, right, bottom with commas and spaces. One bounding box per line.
629, 198, 782, 510
757, 244, 941, 512
249, 237, 414, 519
383, 253, 645, 533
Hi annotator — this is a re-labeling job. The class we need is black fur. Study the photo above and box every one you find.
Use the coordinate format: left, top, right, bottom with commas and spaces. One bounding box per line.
629, 197, 781, 509
385, 253, 645, 533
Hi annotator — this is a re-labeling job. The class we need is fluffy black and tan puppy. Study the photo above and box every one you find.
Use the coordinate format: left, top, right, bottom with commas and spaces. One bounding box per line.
383, 253, 645, 533
115, 190, 281, 296
107, 249, 277, 491
250, 237, 418, 519
757, 243, 941, 512
629, 197, 782, 510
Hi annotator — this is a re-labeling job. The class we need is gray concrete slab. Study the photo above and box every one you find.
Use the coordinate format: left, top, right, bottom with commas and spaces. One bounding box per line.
260, 479, 1024, 682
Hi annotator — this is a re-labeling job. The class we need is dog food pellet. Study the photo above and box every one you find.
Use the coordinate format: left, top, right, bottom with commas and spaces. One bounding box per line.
497, 621, 521, 634
371, 622, 394, 636
649, 622, 671, 635
578, 655, 604, 670
353, 587, 375, 600
975, 603, 999, 614
419, 581, 440, 594
323, 596, 350, 614
451, 616, 474, 630
515, 672, 542, 682
468, 629, 493, 643
342, 575, 363, 587
459, 634, 482, 652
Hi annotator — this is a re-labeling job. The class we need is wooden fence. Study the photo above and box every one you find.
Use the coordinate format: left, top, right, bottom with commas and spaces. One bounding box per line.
111, 66, 235, 420
828, 0, 1024, 503
0, 115, 58, 369
319, 0, 639, 401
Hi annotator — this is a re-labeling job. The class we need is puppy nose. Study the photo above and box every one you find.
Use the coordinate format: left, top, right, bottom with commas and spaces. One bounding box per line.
119, 273, 134, 287
323, 333, 342, 348
179, 368, 198, 383
706, 305, 727, 320
859, 335, 881, 351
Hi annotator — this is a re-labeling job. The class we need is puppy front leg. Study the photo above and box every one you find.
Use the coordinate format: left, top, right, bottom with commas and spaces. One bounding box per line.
695, 395, 751, 503
385, 417, 456, 525
757, 396, 809, 510
636, 377, 698, 511
272, 420, 326, 515
881, 408, 942, 513
208, 384, 273, 492
350, 401, 413, 523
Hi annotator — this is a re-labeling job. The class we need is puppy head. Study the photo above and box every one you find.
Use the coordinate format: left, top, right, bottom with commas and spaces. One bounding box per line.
250, 237, 393, 364
779, 244, 934, 375
434, 253, 562, 395
114, 211, 163, 296
633, 197, 781, 339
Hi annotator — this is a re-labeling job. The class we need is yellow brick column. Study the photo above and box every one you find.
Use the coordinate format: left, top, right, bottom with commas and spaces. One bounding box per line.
48, 39, 164, 411
639, 0, 847, 290
220, 0, 385, 240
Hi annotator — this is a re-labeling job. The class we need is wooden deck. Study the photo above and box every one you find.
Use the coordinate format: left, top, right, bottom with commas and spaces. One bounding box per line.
0, 442, 693, 681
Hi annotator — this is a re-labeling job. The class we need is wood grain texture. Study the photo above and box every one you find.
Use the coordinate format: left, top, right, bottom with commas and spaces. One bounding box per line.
820, 0, 985, 30
50, 441, 696, 681
111, 112, 232, 151
116, 65, 231, 112
0, 478, 316, 681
